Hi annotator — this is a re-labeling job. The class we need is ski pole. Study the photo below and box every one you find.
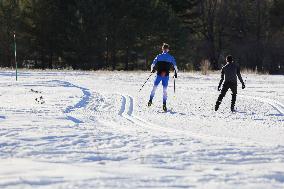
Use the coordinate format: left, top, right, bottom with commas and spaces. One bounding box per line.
173, 76, 176, 98
174, 77, 176, 93
139, 73, 153, 92
173, 70, 177, 98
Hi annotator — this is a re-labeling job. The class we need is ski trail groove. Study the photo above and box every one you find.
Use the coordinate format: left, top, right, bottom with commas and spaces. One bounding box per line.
239, 95, 284, 115
118, 93, 180, 133
118, 94, 147, 126
119, 95, 127, 116
48, 80, 93, 123
118, 94, 268, 146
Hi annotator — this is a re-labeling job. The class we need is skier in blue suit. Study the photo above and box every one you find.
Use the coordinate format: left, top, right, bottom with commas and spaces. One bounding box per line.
148, 43, 178, 112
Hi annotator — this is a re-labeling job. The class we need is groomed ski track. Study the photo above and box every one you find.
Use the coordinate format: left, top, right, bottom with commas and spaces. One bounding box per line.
118, 94, 283, 146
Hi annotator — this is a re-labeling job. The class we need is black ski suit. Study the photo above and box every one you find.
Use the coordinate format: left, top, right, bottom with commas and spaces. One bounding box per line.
216, 63, 245, 110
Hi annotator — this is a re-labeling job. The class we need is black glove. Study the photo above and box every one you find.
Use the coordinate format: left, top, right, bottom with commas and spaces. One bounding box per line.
218, 85, 221, 91
151, 69, 155, 73
242, 83, 246, 89
174, 72, 177, 78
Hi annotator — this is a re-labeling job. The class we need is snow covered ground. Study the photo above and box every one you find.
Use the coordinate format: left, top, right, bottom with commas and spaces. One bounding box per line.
0, 70, 283, 189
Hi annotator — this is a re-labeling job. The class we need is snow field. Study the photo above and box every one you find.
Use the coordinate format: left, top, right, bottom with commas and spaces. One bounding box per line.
0, 70, 283, 189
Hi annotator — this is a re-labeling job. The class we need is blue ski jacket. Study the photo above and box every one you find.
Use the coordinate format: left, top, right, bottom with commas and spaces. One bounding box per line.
151, 52, 178, 76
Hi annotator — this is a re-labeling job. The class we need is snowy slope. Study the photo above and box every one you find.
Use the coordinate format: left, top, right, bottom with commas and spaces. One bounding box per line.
0, 70, 283, 189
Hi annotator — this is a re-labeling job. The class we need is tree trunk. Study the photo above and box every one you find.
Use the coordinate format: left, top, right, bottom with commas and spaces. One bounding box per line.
111, 48, 117, 70
49, 50, 53, 69
125, 46, 129, 70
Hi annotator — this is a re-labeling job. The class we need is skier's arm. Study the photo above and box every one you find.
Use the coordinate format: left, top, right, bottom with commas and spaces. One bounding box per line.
218, 69, 224, 90
172, 57, 178, 78
151, 64, 155, 73
237, 67, 245, 88
172, 57, 178, 73
151, 55, 158, 73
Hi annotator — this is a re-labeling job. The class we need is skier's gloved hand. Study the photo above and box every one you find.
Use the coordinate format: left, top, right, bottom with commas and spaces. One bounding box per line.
151, 69, 155, 73
242, 83, 246, 89
174, 72, 177, 78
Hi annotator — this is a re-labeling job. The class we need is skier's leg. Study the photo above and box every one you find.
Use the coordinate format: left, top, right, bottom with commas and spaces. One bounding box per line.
215, 82, 229, 111
217, 83, 229, 102
161, 76, 169, 104
230, 83, 238, 111
161, 76, 169, 111
162, 86, 168, 106
149, 75, 162, 105
150, 86, 158, 101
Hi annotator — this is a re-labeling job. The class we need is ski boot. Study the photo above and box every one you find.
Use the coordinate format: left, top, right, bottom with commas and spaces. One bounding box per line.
163, 104, 167, 112
148, 100, 152, 107
215, 101, 221, 111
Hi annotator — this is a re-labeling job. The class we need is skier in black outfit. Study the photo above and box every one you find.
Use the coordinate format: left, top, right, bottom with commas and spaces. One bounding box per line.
215, 55, 246, 112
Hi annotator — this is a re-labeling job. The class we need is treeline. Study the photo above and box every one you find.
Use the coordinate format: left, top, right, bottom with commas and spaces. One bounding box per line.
0, 0, 283, 73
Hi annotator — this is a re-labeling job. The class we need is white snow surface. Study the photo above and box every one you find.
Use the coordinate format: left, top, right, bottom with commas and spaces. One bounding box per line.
0, 70, 283, 189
